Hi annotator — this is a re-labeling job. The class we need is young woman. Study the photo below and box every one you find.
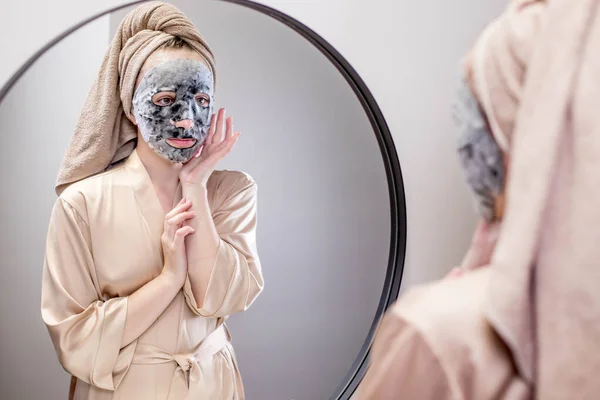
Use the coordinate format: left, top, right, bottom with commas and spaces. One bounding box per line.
41, 3, 263, 399
356, 0, 600, 398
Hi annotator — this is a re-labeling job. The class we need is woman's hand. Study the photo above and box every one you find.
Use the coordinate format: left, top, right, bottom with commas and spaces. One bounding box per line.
444, 219, 500, 280
160, 198, 196, 286
180, 108, 240, 188
461, 219, 500, 270
444, 267, 464, 279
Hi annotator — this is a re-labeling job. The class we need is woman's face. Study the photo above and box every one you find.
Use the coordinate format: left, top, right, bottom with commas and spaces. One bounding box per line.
454, 55, 507, 222
132, 48, 214, 164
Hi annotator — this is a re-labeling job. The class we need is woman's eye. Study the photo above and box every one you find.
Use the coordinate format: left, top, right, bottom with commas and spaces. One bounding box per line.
151, 92, 176, 107
196, 96, 210, 107
156, 97, 174, 106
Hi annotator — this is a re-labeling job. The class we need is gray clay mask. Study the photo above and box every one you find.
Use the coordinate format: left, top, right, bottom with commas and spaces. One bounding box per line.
452, 70, 505, 221
132, 58, 214, 163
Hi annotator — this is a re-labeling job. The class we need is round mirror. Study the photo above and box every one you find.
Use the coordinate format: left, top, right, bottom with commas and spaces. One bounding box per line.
0, 1, 405, 399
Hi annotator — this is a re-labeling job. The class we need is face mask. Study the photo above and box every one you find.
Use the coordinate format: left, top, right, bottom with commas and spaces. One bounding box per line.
132, 58, 214, 163
453, 71, 505, 221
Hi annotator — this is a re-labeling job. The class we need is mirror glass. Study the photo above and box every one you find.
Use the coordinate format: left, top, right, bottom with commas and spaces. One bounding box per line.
0, 1, 393, 399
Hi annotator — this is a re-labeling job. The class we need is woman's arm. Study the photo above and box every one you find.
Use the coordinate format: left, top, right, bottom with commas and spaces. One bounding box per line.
42, 197, 193, 389
179, 109, 263, 316
182, 173, 264, 317
122, 198, 195, 346
42, 198, 133, 391
121, 272, 182, 346
180, 184, 219, 305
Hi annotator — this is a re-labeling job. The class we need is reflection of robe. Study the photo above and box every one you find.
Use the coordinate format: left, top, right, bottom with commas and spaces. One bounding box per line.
355, 268, 529, 400
41, 149, 263, 400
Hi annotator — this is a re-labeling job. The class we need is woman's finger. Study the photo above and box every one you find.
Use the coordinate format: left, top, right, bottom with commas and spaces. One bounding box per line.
471, 219, 498, 246
213, 108, 226, 144
165, 199, 192, 220
175, 226, 196, 240
168, 211, 196, 227
225, 116, 234, 141
193, 145, 204, 159
164, 198, 187, 231
206, 132, 239, 163
204, 113, 217, 146
445, 267, 464, 279
223, 132, 239, 154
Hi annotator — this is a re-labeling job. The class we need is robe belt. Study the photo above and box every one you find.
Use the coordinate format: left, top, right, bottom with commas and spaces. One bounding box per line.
131, 324, 229, 400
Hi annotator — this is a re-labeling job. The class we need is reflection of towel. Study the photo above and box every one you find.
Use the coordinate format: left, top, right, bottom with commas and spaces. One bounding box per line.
55, 1, 216, 195
470, 0, 600, 397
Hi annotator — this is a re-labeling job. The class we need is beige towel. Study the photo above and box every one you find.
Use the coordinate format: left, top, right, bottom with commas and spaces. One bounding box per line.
470, 0, 600, 397
55, 1, 216, 195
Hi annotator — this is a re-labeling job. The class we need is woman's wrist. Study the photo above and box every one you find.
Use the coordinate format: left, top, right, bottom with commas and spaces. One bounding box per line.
181, 183, 210, 211
158, 269, 186, 289
182, 181, 209, 195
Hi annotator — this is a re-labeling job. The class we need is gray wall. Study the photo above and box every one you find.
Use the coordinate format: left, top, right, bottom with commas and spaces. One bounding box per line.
0, 16, 110, 400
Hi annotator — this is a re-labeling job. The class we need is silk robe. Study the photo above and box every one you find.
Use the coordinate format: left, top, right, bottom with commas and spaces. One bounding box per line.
41, 149, 264, 399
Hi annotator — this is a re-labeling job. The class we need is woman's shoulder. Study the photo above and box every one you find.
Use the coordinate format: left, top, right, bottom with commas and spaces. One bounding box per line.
57, 163, 127, 212
209, 170, 256, 193
389, 268, 492, 343
208, 170, 257, 208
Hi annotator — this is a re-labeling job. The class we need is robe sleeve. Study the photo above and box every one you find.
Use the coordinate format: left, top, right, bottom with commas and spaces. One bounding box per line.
41, 198, 136, 391
183, 173, 264, 317
353, 311, 453, 400
355, 268, 529, 400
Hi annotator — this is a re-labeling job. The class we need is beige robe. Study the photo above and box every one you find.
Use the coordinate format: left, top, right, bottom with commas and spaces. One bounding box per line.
41, 149, 263, 400
354, 268, 529, 400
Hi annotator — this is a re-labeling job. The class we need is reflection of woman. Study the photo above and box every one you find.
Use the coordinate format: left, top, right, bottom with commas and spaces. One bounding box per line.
41, 3, 263, 399
356, 0, 600, 398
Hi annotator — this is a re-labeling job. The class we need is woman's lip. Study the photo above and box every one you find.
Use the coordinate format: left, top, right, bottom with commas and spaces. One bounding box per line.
165, 138, 197, 149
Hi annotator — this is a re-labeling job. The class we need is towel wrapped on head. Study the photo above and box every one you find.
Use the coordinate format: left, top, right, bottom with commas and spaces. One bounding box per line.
55, 1, 216, 195
467, 0, 545, 153
471, 0, 600, 397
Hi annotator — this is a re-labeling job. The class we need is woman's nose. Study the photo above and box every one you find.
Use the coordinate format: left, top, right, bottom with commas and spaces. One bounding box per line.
171, 119, 194, 130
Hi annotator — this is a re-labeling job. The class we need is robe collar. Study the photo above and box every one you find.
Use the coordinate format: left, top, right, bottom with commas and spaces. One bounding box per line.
124, 149, 183, 244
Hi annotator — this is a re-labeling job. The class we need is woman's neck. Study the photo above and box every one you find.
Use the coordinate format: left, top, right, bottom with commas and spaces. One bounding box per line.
136, 138, 182, 211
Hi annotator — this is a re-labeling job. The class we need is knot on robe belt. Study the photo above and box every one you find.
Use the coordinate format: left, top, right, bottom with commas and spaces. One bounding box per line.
131, 325, 229, 400
174, 353, 196, 372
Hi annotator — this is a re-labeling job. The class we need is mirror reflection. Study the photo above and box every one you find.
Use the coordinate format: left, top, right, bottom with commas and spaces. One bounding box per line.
0, 1, 391, 399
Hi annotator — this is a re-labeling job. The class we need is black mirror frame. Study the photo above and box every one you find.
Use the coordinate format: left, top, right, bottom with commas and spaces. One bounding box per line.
0, 1, 407, 398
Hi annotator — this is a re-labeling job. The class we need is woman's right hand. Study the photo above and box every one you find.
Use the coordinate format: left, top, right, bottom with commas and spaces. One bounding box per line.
161, 198, 196, 286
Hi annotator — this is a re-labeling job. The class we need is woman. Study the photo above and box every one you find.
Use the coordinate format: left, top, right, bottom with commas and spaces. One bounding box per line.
41, 2, 264, 399
356, 0, 600, 398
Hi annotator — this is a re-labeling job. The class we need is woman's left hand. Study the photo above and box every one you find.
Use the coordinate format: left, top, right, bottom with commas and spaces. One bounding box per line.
180, 108, 240, 188
460, 219, 500, 271
443, 219, 500, 281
